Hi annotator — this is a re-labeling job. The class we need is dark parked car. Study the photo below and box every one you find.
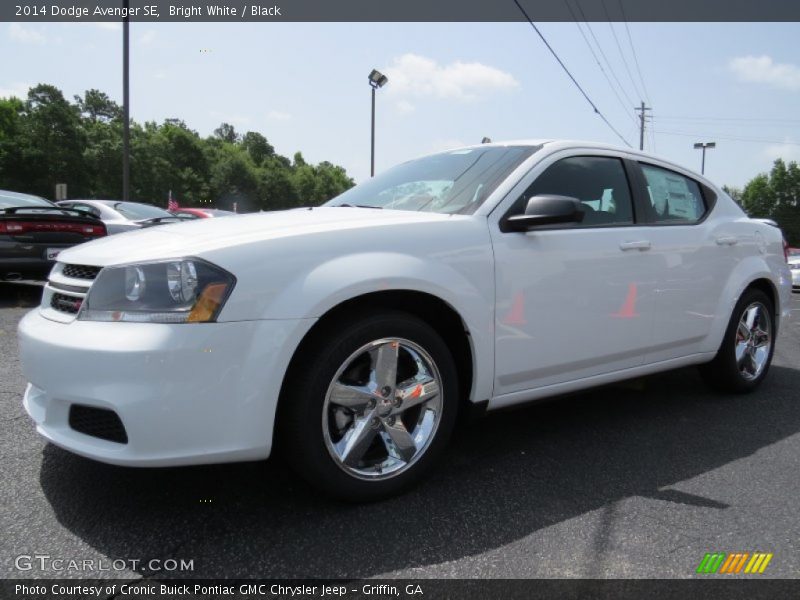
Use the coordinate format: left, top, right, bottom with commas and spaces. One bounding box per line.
1, 190, 106, 280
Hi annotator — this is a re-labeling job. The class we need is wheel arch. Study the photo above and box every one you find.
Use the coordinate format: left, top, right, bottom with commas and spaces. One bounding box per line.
275, 290, 479, 433
706, 259, 782, 355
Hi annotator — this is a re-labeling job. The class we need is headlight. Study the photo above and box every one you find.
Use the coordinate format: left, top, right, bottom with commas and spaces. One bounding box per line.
79, 258, 235, 323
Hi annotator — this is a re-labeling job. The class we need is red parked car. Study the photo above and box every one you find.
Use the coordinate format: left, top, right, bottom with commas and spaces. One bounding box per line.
171, 208, 235, 219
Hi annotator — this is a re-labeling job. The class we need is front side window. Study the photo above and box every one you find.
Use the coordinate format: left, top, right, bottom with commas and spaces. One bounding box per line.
640, 163, 706, 223
326, 146, 539, 215
516, 156, 634, 226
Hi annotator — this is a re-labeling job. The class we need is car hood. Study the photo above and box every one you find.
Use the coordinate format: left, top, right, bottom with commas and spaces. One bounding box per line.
57, 207, 461, 266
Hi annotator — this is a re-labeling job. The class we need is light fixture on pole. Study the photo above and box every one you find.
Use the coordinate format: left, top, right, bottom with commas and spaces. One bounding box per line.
693, 142, 715, 175
368, 69, 388, 177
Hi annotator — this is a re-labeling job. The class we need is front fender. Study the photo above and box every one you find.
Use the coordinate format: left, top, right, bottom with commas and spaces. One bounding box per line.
265, 251, 496, 403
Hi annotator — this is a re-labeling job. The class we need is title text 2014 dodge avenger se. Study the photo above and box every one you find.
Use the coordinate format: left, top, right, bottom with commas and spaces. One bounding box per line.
18, 141, 792, 500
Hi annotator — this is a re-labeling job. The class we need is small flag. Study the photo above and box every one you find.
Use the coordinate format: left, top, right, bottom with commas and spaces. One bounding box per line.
167, 190, 178, 212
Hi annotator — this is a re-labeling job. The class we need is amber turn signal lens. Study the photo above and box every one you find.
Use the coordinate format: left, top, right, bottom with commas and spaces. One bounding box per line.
187, 283, 229, 323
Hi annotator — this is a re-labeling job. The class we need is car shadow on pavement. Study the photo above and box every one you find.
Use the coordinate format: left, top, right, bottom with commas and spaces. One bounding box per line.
38, 364, 800, 578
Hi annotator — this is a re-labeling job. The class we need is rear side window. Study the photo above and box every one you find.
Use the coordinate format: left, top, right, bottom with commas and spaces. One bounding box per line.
71, 203, 102, 218
640, 164, 706, 224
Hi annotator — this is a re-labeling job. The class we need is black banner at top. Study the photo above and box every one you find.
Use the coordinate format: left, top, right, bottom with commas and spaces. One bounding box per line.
3, 0, 800, 22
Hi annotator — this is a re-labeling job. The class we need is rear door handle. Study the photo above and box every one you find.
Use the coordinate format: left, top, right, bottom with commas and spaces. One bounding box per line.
619, 240, 651, 251
715, 235, 738, 246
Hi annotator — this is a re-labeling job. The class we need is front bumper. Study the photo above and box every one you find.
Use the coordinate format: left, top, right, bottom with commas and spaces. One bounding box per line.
18, 309, 314, 466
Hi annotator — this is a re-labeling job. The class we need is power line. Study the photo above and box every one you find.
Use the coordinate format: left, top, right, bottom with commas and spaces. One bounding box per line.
617, 0, 651, 104
654, 129, 800, 146
562, 0, 637, 127
648, 115, 656, 152
572, 0, 636, 110
601, 0, 645, 102
656, 115, 800, 125
511, 0, 633, 147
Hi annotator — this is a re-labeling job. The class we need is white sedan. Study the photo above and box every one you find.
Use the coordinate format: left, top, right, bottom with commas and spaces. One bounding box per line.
18, 140, 792, 500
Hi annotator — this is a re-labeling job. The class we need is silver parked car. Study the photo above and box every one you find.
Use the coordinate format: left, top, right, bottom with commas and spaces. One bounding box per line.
790, 254, 800, 291
56, 200, 184, 234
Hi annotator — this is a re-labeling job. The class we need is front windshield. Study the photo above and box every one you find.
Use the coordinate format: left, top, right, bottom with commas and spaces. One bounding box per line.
0, 191, 52, 209
112, 202, 174, 220
325, 145, 539, 214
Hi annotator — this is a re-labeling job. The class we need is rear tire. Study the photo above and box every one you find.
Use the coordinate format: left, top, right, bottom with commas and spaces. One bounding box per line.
278, 310, 459, 501
699, 288, 776, 393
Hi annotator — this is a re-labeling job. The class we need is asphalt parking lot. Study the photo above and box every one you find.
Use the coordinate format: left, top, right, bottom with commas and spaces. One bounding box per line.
1, 282, 799, 580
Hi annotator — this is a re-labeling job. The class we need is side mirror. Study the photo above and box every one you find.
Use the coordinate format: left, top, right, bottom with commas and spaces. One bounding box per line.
503, 194, 584, 232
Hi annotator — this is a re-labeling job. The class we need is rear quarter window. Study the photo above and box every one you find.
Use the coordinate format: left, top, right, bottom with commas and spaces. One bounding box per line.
640, 163, 707, 224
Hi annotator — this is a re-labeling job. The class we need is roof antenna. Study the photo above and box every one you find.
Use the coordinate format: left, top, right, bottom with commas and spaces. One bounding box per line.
481, 137, 492, 144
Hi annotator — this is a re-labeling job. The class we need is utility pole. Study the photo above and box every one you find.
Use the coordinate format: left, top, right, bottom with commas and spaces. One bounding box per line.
693, 142, 716, 175
635, 101, 651, 151
122, 0, 130, 202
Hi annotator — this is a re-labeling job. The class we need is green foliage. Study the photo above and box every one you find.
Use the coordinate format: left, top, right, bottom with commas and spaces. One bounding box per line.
0, 84, 354, 211
738, 159, 800, 245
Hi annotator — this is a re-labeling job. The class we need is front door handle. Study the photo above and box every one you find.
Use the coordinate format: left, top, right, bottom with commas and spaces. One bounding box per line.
619, 240, 651, 251
715, 235, 739, 246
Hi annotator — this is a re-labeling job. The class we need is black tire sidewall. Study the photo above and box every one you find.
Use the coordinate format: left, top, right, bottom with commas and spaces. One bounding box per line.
279, 310, 459, 501
712, 289, 776, 392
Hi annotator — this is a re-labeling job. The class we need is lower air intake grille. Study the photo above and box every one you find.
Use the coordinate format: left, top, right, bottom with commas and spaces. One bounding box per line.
50, 292, 83, 314
62, 264, 101, 280
68, 405, 128, 444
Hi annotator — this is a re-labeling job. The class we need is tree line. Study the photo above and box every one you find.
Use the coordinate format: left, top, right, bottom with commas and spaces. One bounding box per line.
0, 84, 354, 211
725, 158, 800, 246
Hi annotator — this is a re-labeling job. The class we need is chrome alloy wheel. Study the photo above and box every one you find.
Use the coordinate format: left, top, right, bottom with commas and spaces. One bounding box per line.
322, 338, 443, 480
735, 301, 772, 381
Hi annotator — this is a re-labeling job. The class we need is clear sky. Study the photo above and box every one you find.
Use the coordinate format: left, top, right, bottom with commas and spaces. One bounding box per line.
1, 21, 799, 188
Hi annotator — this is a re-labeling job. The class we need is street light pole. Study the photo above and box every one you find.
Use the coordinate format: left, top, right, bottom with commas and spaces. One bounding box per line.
122, 0, 130, 202
370, 85, 376, 177
368, 69, 388, 177
693, 142, 716, 175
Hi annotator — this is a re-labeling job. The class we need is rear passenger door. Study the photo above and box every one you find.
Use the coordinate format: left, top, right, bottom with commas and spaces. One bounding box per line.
629, 162, 733, 362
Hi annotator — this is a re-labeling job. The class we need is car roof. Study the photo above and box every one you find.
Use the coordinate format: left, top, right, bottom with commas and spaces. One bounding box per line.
440, 139, 715, 187
0, 189, 50, 203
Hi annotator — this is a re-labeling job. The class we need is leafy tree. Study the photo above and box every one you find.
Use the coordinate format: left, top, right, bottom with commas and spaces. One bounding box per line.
0, 83, 353, 210
241, 131, 274, 165
739, 159, 800, 245
74, 89, 121, 122
0, 97, 25, 190
18, 84, 87, 197
213, 122, 239, 144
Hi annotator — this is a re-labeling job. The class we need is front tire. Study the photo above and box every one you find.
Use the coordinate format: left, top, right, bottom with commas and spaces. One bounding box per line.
699, 288, 776, 393
278, 310, 459, 501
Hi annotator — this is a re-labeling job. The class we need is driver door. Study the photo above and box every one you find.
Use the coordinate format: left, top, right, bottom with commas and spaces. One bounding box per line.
490, 152, 658, 399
